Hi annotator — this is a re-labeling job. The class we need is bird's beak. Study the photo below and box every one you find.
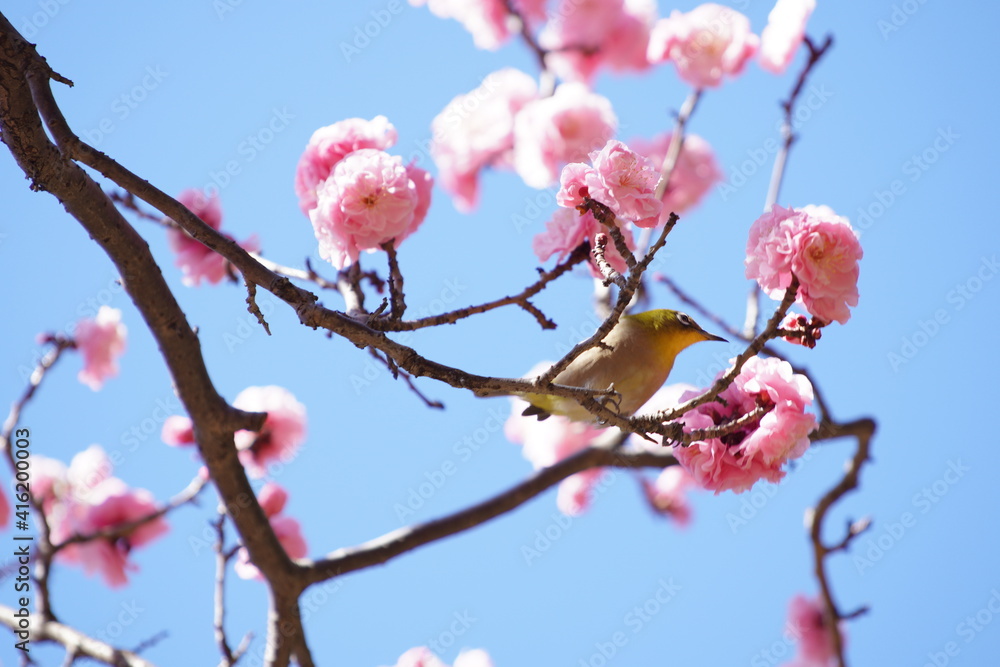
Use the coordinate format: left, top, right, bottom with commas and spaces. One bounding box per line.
702, 331, 727, 343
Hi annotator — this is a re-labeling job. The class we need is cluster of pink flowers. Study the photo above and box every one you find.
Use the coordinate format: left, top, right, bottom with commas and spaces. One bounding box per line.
388, 646, 493, 667
533, 207, 634, 278
760, 0, 816, 74
514, 83, 618, 189
557, 139, 663, 227
780, 594, 844, 667
746, 204, 863, 325
162, 385, 307, 479
295, 117, 432, 268
234, 482, 308, 580
167, 189, 260, 287
431, 68, 538, 212
628, 132, 722, 219
33, 445, 168, 587
74, 306, 127, 391
539, 0, 656, 83
671, 356, 816, 494
641, 466, 695, 526
504, 367, 609, 515
647, 3, 759, 88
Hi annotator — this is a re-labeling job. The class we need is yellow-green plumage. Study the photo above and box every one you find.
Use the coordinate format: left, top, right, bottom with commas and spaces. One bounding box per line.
521, 309, 725, 422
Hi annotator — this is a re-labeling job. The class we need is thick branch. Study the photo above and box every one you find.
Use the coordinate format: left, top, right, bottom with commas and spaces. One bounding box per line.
306, 445, 677, 583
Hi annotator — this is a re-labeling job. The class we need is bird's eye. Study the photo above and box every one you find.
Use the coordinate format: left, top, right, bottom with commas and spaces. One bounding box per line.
677, 313, 693, 327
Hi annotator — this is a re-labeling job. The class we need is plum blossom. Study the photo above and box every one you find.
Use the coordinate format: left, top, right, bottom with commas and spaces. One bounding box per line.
161, 415, 196, 447
629, 132, 721, 218
513, 83, 617, 188
745, 205, 862, 324
431, 68, 538, 211
641, 466, 695, 525
232, 386, 307, 478
309, 149, 432, 268
234, 482, 308, 580
647, 3, 759, 88
408, 0, 511, 51
32, 445, 167, 587
539, 0, 656, 83
534, 208, 634, 278
580, 139, 663, 227
505, 372, 610, 515
388, 647, 494, 667
75, 306, 127, 391
294, 116, 398, 215
167, 189, 260, 287
759, 0, 816, 74
672, 356, 816, 494
779, 594, 844, 667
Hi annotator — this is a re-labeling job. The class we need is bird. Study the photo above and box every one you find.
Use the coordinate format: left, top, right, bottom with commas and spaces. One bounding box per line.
520, 309, 726, 422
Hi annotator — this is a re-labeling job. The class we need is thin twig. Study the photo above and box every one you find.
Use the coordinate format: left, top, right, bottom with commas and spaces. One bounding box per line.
806, 417, 875, 667
381, 240, 406, 321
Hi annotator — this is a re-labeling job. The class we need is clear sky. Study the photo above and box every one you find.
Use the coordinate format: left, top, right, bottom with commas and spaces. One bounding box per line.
1, 1, 999, 666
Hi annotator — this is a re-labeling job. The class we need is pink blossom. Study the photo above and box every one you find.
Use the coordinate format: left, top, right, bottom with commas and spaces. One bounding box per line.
629, 132, 721, 218
539, 0, 655, 82
745, 205, 862, 325
672, 356, 816, 494
513, 83, 618, 188
759, 0, 816, 74
584, 140, 663, 227
409, 0, 512, 50
234, 483, 307, 580
294, 116, 397, 215
75, 306, 127, 391
310, 149, 431, 268
780, 594, 844, 667
431, 68, 538, 212
34, 445, 167, 587
257, 481, 288, 517
392, 647, 448, 667
167, 189, 260, 287
67, 479, 169, 588
779, 312, 822, 348
557, 468, 607, 516
161, 415, 196, 447
533, 208, 633, 278
232, 386, 307, 478
790, 213, 863, 325
506, 390, 610, 515
647, 4, 759, 88
642, 466, 694, 525
555, 162, 595, 209
389, 646, 494, 667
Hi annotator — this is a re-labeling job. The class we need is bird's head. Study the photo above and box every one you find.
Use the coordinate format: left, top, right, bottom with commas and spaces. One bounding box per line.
628, 309, 727, 352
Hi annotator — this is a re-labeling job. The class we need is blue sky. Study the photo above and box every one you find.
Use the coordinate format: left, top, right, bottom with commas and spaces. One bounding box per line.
1, 1, 999, 666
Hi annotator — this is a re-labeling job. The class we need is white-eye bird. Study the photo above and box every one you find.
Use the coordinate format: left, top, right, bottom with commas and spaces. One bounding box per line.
520, 309, 726, 422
